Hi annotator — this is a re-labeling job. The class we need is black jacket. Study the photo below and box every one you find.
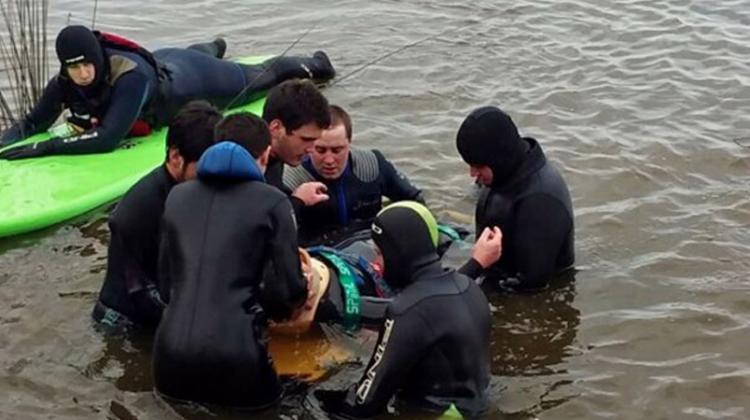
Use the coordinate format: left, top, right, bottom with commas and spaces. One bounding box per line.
95, 165, 174, 327
153, 142, 307, 409
283, 149, 423, 245
460, 138, 575, 290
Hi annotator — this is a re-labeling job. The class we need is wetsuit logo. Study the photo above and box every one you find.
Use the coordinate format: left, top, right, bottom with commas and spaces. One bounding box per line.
355, 318, 394, 404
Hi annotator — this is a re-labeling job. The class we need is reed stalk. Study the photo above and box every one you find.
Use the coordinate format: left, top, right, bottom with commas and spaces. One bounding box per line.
0, 0, 49, 132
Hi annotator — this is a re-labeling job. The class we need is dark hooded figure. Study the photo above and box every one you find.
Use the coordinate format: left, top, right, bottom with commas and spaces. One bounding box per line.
314, 201, 491, 419
0, 25, 335, 159
153, 120, 307, 409
456, 106, 575, 291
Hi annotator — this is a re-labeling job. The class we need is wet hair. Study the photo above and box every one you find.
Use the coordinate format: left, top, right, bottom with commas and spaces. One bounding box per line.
262, 79, 330, 132
329, 104, 352, 142
165, 100, 222, 163
214, 112, 271, 158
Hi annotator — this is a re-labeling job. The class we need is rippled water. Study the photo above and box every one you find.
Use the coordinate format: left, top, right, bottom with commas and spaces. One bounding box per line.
1, 0, 749, 418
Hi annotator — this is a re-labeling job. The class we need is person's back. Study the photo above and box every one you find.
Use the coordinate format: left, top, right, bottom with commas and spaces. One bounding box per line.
154, 124, 307, 408
384, 265, 491, 414
315, 201, 492, 419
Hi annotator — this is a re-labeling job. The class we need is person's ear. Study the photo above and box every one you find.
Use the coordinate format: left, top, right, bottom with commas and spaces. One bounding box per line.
257, 145, 271, 172
166, 147, 186, 179
268, 119, 284, 138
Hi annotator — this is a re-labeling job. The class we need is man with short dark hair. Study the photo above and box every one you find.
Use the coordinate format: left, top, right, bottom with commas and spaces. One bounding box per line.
283, 104, 423, 245
261, 79, 332, 210
93, 100, 221, 329
153, 112, 308, 409
456, 106, 575, 291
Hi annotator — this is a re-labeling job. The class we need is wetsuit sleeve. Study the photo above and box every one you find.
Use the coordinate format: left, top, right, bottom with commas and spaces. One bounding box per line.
261, 198, 308, 321
458, 257, 484, 280
511, 194, 573, 290
327, 309, 430, 419
41, 71, 151, 155
374, 150, 424, 203
0, 78, 64, 145
109, 195, 161, 297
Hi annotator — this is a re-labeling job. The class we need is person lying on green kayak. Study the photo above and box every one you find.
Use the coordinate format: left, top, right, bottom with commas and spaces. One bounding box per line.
0, 25, 335, 160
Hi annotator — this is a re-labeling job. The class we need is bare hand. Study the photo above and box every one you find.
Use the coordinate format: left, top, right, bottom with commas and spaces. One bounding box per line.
472, 227, 503, 268
292, 182, 329, 206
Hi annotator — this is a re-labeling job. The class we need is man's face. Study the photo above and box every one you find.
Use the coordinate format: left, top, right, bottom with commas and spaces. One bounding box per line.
67, 62, 96, 86
271, 120, 323, 166
311, 124, 350, 180
469, 164, 494, 186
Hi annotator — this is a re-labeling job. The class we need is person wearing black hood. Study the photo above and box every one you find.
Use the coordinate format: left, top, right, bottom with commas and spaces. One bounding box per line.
313, 201, 494, 419
0, 25, 335, 160
153, 113, 308, 409
456, 106, 575, 291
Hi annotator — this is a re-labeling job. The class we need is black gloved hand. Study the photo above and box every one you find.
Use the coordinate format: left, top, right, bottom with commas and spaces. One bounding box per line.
0, 141, 53, 160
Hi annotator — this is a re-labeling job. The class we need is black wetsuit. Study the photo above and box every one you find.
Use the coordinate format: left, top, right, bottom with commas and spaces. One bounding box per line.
93, 166, 174, 328
316, 202, 491, 419
317, 263, 491, 419
283, 149, 423, 246
459, 137, 575, 290
1, 36, 334, 156
153, 141, 307, 409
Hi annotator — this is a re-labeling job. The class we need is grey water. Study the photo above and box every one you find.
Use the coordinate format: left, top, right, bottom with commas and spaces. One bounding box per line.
1, 0, 749, 418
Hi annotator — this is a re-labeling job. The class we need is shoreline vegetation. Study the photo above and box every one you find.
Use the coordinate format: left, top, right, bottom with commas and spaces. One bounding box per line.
0, 0, 50, 133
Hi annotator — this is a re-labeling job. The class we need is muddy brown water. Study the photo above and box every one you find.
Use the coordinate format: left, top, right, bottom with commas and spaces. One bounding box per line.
1, 0, 749, 419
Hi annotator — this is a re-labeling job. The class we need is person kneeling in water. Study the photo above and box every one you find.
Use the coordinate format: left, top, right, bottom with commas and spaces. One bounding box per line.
153, 113, 307, 409
308, 202, 499, 419
272, 224, 503, 334
0, 25, 335, 159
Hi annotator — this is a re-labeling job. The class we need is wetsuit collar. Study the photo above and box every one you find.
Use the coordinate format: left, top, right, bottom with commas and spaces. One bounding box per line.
492, 137, 546, 191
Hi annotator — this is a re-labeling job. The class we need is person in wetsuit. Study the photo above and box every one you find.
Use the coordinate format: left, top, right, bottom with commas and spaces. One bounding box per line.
283, 104, 424, 246
261, 79, 333, 209
92, 100, 221, 329
153, 113, 308, 409
456, 106, 575, 291
313, 201, 495, 419
0, 25, 335, 159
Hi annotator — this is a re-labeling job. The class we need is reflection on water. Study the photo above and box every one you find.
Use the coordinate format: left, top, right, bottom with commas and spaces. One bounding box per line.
2, 0, 750, 418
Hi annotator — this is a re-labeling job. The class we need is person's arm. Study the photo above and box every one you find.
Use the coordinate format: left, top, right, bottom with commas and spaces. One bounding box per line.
374, 150, 424, 203
316, 308, 428, 419
458, 226, 502, 280
261, 197, 309, 321
0, 71, 151, 159
0, 78, 65, 145
508, 194, 572, 290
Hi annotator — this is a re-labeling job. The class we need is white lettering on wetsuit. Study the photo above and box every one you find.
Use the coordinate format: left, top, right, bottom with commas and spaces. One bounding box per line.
356, 318, 395, 404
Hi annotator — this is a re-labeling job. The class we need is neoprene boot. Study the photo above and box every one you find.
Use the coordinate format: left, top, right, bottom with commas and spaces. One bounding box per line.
187, 38, 227, 59
259, 51, 336, 83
